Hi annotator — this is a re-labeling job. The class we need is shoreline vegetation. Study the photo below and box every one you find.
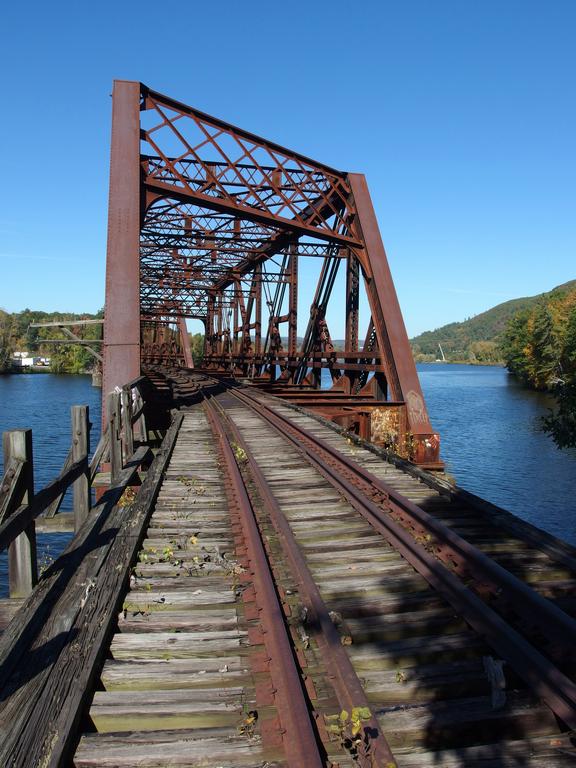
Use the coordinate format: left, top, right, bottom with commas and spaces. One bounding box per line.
411, 279, 576, 449
2, 280, 574, 447
0, 308, 103, 375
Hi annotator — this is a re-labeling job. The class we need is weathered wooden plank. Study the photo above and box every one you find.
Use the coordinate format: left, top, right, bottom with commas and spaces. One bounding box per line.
72, 405, 91, 531
75, 730, 284, 767
121, 385, 135, 459
375, 694, 558, 750
89, 429, 110, 484
3, 429, 37, 597
118, 598, 238, 633
394, 734, 576, 767
0, 457, 86, 552
0, 597, 24, 634
122, 588, 236, 608
0, 415, 182, 768
0, 457, 25, 524
108, 391, 123, 484
36, 512, 75, 532
43, 446, 73, 517
100, 656, 249, 690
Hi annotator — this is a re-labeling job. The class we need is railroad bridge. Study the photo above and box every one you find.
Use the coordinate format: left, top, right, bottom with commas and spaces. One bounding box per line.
1, 81, 576, 767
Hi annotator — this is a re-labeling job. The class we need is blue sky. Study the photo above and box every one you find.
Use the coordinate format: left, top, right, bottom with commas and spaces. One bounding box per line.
0, 1, 574, 337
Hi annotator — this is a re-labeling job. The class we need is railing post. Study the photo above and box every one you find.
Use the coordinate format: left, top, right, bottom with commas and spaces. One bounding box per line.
72, 406, 91, 531
121, 385, 134, 459
3, 430, 37, 597
107, 391, 122, 484
134, 385, 148, 444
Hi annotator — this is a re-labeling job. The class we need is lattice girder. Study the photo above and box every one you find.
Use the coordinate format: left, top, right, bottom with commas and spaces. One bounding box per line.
103, 80, 442, 467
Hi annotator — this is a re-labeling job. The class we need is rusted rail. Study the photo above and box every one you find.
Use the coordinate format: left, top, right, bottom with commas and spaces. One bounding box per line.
227, 384, 576, 730
205, 391, 398, 767
157, 367, 576, 733
204, 397, 326, 768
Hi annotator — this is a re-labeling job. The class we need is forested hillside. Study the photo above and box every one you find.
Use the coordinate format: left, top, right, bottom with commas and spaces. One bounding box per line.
0, 309, 103, 373
410, 280, 576, 363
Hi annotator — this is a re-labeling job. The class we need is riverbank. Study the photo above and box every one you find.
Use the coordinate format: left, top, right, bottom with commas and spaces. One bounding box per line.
414, 359, 505, 366
3, 367, 94, 375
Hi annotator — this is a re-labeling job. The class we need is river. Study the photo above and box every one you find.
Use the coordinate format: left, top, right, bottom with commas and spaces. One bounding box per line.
0, 374, 101, 596
0, 367, 575, 596
417, 363, 576, 544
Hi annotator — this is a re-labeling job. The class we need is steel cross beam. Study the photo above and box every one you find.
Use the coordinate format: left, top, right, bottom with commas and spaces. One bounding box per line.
144, 179, 361, 250
102, 80, 442, 466
103, 80, 141, 401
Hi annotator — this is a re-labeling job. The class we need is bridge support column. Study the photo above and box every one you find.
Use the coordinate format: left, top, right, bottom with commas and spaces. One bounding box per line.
178, 317, 194, 368
348, 173, 442, 467
103, 80, 141, 402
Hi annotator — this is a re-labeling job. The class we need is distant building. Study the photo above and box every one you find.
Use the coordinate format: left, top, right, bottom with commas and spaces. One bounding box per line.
11, 351, 51, 367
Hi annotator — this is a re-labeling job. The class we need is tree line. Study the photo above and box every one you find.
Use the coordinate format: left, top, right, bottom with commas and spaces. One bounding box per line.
0, 308, 103, 374
501, 286, 576, 448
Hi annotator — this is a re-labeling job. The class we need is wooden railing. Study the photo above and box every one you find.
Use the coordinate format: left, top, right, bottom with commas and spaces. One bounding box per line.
0, 377, 150, 598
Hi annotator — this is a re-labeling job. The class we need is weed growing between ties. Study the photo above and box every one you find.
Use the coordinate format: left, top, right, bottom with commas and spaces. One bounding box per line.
237, 709, 258, 738
231, 443, 248, 464
325, 707, 374, 762
118, 486, 137, 507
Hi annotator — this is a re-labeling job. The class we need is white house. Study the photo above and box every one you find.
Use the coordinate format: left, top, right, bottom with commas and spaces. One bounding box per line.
11, 351, 50, 367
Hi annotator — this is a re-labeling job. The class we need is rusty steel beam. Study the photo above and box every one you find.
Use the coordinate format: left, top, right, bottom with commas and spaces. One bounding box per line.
177, 317, 194, 368
144, 178, 361, 249
103, 80, 141, 401
143, 86, 345, 177
348, 173, 440, 463
102, 81, 442, 465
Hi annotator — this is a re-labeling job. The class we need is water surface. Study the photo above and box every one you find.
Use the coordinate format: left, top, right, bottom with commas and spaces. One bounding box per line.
418, 363, 576, 544
0, 374, 101, 595
1, 367, 575, 597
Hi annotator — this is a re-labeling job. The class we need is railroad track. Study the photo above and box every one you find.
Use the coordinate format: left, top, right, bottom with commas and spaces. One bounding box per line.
181, 370, 576, 761
75, 407, 367, 767
75, 369, 576, 766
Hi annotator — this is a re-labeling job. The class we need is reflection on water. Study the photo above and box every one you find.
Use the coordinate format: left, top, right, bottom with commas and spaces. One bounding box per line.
0, 374, 102, 597
418, 364, 576, 545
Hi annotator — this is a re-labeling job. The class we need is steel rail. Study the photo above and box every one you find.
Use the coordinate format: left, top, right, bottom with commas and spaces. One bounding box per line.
205, 391, 398, 768
234, 387, 576, 647
203, 398, 325, 768
226, 385, 576, 730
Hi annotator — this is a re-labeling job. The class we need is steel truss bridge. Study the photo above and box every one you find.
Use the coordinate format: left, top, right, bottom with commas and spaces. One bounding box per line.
103, 80, 441, 468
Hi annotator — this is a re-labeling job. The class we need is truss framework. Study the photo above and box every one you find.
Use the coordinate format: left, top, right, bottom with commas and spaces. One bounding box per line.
103, 80, 441, 466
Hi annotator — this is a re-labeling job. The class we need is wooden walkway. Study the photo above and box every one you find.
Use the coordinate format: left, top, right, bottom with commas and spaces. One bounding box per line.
2, 380, 576, 766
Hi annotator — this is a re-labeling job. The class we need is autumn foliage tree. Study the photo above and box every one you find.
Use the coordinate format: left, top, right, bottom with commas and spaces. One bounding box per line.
501, 287, 576, 448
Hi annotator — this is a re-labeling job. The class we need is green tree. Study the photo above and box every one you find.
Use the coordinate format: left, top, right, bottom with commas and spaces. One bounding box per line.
560, 305, 576, 377
542, 305, 576, 448
500, 310, 531, 382
469, 340, 501, 363
0, 309, 16, 371
530, 303, 560, 388
542, 384, 576, 449
189, 333, 205, 365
